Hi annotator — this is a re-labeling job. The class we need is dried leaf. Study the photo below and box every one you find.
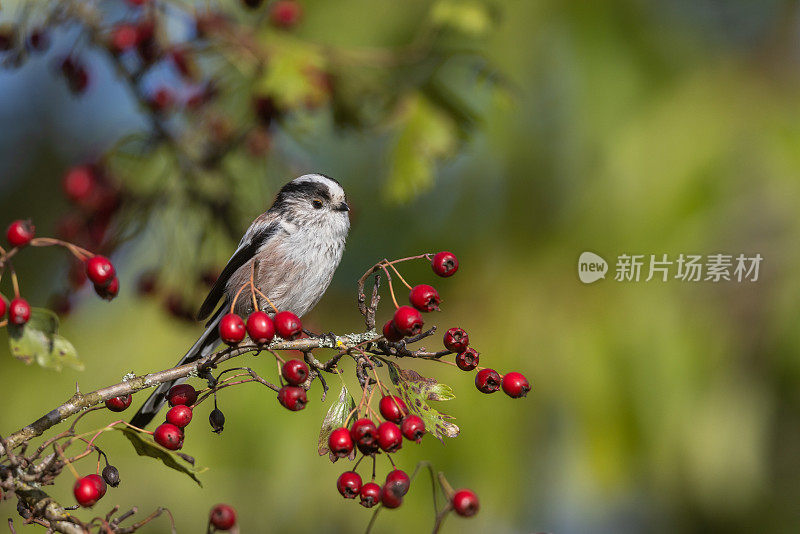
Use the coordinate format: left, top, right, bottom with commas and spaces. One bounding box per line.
318, 385, 356, 460
387, 365, 460, 442
117, 427, 206, 487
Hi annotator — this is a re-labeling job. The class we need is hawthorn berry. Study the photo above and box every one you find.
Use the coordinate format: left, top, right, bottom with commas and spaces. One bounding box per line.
246, 310, 275, 344
153, 423, 183, 450
432, 251, 458, 277
452, 489, 480, 517
282, 359, 309, 386
401, 415, 426, 442
6, 220, 34, 248
94, 276, 119, 301
62, 165, 96, 203
393, 305, 423, 337
86, 474, 107, 499
105, 394, 132, 412
209, 408, 225, 433
377, 421, 403, 453
209, 504, 237, 531
378, 395, 408, 424
0, 294, 6, 318
278, 386, 307, 411
380, 486, 403, 509
149, 87, 174, 113
350, 418, 377, 447
382, 319, 403, 342
102, 465, 120, 487
443, 327, 469, 352
166, 405, 193, 428
73, 476, 103, 507
385, 469, 411, 497
455, 347, 480, 371
269, 0, 303, 28
475, 368, 501, 394
328, 427, 354, 458
86, 256, 115, 287
359, 482, 382, 508
8, 298, 31, 326
274, 310, 302, 340
167, 384, 197, 407
501, 371, 531, 398
219, 313, 246, 345
337, 471, 362, 499
409, 284, 440, 312
110, 24, 139, 52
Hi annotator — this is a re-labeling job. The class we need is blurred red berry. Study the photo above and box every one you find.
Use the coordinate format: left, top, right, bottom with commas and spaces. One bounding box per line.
219, 313, 246, 345
409, 284, 440, 312
6, 220, 34, 248
501, 371, 530, 398
246, 310, 275, 344
269, 0, 303, 29
385, 469, 411, 497
85, 256, 115, 287
94, 277, 119, 301
110, 24, 139, 52
0, 294, 6, 318
105, 394, 132, 412
452, 489, 480, 517
8, 298, 31, 326
475, 368, 501, 393
392, 306, 423, 337
63, 166, 96, 203
149, 87, 174, 113
432, 251, 458, 277
209, 504, 237, 530
28, 28, 49, 52
380, 486, 403, 509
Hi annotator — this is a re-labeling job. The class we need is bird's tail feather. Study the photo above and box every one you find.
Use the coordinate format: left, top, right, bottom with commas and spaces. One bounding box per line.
129, 307, 224, 429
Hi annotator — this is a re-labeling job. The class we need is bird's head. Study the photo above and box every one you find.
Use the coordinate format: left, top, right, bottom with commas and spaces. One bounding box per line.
273, 174, 350, 233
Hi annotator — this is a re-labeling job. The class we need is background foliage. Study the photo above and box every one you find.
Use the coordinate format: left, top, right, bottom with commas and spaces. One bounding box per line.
2, 0, 800, 532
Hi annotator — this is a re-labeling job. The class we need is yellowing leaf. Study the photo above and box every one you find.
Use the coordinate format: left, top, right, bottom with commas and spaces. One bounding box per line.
387, 364, 459, 442
318, 385, 357, 461
7, 308, 83, 371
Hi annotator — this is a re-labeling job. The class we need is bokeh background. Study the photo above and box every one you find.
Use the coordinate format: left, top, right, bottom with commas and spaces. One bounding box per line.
3, 0, 800, 532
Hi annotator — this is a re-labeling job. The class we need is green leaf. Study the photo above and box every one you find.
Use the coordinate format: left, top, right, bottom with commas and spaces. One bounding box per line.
7, 308, 83, 371
117, 427, 207, 487
431, 0, 494, 36
384, 94, 458, 204
318, 385, 356, 460
387, 365, 460, 442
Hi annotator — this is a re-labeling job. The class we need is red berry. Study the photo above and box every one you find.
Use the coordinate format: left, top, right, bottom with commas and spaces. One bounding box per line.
6, 220, 34, 248
392, 306, 423, 337
8, 298, 30, 325
274, 311, 302, 340
377, 421, 403, 453
105, 394, 132, 412
167, 384, 197, 407
0, 294, 6, 318
269, 0, 303, 28
382, 319, 403, 342
277, 386, 307, 411
385, 469, 411, 497
337, 471, 362, 499
455, 347, 480, 371
246, 311, 275, 344
62, 165, 96, 203
110, 24, 139, 52
475, 368, 501, 394
209, 504, 236, 531
166, 405, 193, 428
149, 87, 174, 112
94, 277, 119, 301
28, 28, 49, 52
350, 418, 377, 447
73, 476, 103, 507
409, 284, 440, 312
380, 486, 403, 509
378, 395, 408, 423
219, 313, 246, 345
400, 414, 426, 442
281, 359, 309, 386
85, 256, 115, 287
501, 372, 530, 398
443, 327, 469, 352
452, 489, 479, 517
85, 474, 107, 499
327, 427, 353, 458
431, 251, 458, 277
153, 423, 183, 450
60, 56, 89, 94
359, 482, 382, 508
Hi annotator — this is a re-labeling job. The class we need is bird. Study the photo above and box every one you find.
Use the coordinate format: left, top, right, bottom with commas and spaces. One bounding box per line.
130, 174, 350, 428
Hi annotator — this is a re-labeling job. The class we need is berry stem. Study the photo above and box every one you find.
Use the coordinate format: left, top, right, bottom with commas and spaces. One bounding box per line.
381, 261, 413, 291
30, 237, 93, 260
253, 286, 280, 314
10, 268, 20, 298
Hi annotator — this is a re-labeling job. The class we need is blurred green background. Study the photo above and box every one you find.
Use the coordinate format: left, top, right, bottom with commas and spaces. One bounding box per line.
3, 0, 800, 532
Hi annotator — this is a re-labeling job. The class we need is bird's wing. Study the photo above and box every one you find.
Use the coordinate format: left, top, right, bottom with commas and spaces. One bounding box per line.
197, 216, 280, 320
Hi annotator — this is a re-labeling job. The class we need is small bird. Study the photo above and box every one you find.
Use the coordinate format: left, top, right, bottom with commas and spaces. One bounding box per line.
130, 174, 350, 428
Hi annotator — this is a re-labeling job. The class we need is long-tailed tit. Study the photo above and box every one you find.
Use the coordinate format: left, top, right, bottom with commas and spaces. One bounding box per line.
130, 174, 350, 427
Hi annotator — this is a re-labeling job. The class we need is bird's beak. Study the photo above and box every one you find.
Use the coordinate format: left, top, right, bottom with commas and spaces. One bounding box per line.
336, 202, 350, 212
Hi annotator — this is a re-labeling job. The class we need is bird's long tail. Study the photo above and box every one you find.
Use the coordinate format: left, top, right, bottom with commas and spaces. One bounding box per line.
129, 307, 224, 429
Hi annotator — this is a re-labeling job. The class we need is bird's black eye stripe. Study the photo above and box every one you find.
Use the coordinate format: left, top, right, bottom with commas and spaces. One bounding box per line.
312, 199, 324, 209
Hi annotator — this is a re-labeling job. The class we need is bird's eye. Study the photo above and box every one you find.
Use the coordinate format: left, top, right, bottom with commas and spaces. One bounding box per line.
312, 199, 324, 209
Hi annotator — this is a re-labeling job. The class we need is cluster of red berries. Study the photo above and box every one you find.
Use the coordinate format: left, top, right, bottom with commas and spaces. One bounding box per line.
218, 309, 303, 346
209, 503, 237, 531
328, 395, 427, 509
149, 384, 197, 450
72, 465, 121, 508
59, 164, 122, 252
85, 255, 119, 301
